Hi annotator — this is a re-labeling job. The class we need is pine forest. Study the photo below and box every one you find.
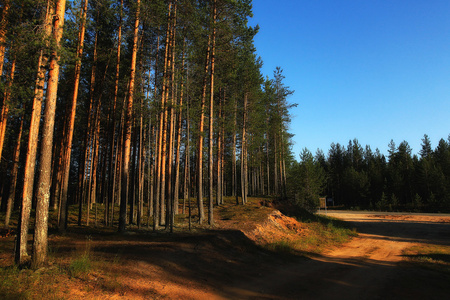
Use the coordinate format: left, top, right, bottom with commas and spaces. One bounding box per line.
0, 0, 449, 276
0, 0, 295, 268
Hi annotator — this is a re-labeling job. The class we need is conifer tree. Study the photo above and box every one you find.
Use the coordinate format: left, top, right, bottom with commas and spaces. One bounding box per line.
119, 0, 140, 233
16, 0, 53, 265
33, 0, 66, 269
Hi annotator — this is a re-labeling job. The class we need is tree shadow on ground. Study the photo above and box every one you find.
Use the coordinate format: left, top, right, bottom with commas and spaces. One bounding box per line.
48, 225, 449, 300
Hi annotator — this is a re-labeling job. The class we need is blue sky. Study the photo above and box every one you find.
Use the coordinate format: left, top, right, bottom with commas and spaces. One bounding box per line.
248, 0, 450, 160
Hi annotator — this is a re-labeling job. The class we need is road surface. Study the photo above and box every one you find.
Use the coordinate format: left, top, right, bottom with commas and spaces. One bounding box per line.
226, 211, 450, 300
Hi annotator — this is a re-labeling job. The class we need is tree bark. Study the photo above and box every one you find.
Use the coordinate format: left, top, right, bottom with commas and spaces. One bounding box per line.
233, 98, 238, 204
0, 48, 15, 164
0, 0, 9, 77
166, 2, 177, 232
58, 0, 88, 232
119, 0, 140, 232
33, 0, 66, 269
174, 38, 186, 217
4, 116, 23, 227
216, 90, 222, 206
16, 2, 53, 264
197, 34, 211, 224
241, 93, 248, 205
106, 0, 123, 227
208, 0, 216, 225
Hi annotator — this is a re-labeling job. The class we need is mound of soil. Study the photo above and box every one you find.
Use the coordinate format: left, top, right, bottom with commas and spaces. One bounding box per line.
245, 210, 309, 245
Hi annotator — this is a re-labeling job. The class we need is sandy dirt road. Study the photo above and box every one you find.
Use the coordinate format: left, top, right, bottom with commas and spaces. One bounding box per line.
14, 210, 447, 299
225, 211, 450, 300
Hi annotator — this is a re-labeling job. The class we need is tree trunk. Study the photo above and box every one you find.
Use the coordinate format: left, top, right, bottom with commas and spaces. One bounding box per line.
58, 0, 89, 232
158, 13, 171, 229
274, 138, 278, 196
0, 0, 9, 77
83, 21, 99, 226
197, 34, 211, 224
174, 38, 186, 216
106, 0, 123, 227
137, 92, 144, 228
119, 0, 140, 232
233, 98, 238, 204
153, 31, 162, 231
167, 2, 177, 232
241, 93, 248, 205
148, 124, 154, 228
186, 79, 191, 230
208, 0, 216, 225
4, 116, 23, 227
128, 125, 137, 225
0, 50, 16, 164
15, 1, 53, 264
266, 135, 270, 195
216, 90, 222, 206
33, 0, 66, 269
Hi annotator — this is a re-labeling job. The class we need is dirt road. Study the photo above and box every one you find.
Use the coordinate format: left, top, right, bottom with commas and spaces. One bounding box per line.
9, 210, 447, 299
225, 211, 450, 300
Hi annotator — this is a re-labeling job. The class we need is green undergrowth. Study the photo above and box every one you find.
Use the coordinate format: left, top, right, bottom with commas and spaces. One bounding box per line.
0, 234, 93, 299
0, 264, 65, 300
402, 244, 450, 274
216, 196, 275, 225
271, 204, 358, 254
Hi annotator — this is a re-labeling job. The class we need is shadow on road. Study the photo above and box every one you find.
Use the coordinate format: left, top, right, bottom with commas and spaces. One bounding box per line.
349, 220, 448, 246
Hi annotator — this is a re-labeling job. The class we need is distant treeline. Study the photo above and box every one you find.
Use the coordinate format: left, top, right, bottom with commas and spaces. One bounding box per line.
288, 135, 450, 213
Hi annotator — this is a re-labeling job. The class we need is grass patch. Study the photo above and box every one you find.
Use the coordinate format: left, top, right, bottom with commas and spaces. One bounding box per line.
0, 266, 31, 299
68, 254, 91, 278
402, 244, 450, 273
217, 197, 274, 225
277, 204, 358, 253
68, 235, 93, 278
267, 240, 297, 255
0, 265, 65, 300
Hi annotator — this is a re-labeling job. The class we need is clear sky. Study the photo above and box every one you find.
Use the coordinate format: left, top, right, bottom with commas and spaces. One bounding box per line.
248, 0, 450, 160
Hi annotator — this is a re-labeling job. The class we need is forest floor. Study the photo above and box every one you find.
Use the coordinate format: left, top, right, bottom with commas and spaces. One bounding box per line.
1, 198, 450, 299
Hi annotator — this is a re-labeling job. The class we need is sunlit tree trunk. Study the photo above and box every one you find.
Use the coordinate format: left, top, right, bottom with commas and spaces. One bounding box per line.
241, 93, 248, 205
119, 0, 140, 232
186, 80, 191, 230
197, 34, 211, 224
0, 50, 15, 164
266, 133, 270, 195
58, 0, 88, 232
158, 8, 171, 228
166, 1, 177, 232
233, 97, 238, 204
147, 124, 154, 228
216, 89, 222, 205
33, 0, 66, 269
208, 0, 216, 225
129, 126, 137, 224
174, 37, 185, 216
16, 2, 53, 265
153, 31, 162, 230
82, 20, 99, 226
107, 0, 123, 227
137, 93, 144, 228
274, 138, 278, 196
0, 0, 9, 77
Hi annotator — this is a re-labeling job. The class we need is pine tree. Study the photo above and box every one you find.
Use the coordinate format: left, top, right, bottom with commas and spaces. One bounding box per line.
16, 1, 53, 265
119, 0, 140, 233
33, 0, 66, 269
